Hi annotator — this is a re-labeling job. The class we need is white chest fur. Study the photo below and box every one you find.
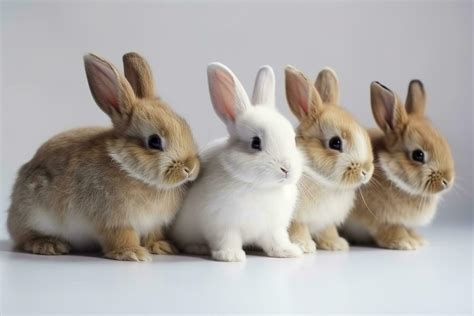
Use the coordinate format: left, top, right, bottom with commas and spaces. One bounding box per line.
400, 195, 440, 227
296, 176, 355, 233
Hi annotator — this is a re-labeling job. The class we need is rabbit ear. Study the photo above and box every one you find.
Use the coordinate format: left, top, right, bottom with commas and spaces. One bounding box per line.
315, 67, 340, 105
285, 65, 323, 121
207, 62, 250, 123
405, 79, 426, 116
251, 65, 275, 107
370, 81, 407, 132
84, 53, 135, 118
122, 52, 155, 99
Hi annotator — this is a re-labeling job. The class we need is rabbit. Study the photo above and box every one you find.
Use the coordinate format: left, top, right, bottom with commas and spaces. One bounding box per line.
6, 52, 200, 261
284, 66, 374, 253
169, 63, 304, 262
342, 80, 455, 250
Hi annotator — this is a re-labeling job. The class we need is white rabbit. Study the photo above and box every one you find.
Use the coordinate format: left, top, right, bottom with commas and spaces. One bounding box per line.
170, 63, 304, 262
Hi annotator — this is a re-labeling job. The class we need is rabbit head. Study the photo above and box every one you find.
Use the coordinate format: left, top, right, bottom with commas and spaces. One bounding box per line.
84, 52, 200, 189
207, 63, 303, 188
285, 66, 373, 189
370, 80, 455, 195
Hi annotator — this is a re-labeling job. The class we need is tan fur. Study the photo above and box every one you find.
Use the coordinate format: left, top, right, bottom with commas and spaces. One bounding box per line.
7, 53, 200, 261
102, 227, 151, 261
288, 221, 315, 253
285, 66, 374, 252
314, 225, 349, 251
346, 81, 455, 250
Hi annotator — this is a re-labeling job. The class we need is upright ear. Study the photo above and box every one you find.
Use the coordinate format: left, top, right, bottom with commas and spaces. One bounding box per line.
285, 65, 323, 121
123, 52, 155, 99
207, 62, 250, 123
370, 81, 407, 132
251, 65, 275, 107
315, 67, 340, 105
405, 79, 426, 116
84, 53, 135, 118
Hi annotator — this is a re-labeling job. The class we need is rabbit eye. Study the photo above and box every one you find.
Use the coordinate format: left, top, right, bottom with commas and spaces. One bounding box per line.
329, 136, 343, 152
251, 136, 262, 151
412, 149, 425, 163
148, 134, 163, 151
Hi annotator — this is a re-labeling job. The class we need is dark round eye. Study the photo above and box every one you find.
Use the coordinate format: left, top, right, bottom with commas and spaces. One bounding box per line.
412, 149, 425, 163
148, 134, 163, 151
329, 136, 342, 152
251, 136, 262, 151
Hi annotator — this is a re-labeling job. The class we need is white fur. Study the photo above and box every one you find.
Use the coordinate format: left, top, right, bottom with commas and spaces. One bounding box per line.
297, 171, 356, 235
29, 203, 174, 251
349, 128, 371, 164
109, 151, 156, 187
378, 155, 423, 195
108, 149, 193, 189
29, 209, 99, 250
400, 195, 440, 226
170, 63, 303, 262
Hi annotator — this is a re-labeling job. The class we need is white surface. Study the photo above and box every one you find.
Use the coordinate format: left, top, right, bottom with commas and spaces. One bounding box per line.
1, 222, 472, 315
1, 1, 473, 239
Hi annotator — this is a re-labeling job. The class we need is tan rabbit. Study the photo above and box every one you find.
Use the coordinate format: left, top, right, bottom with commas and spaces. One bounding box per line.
285, 66, 374, 252
343, 80, 455, 250
7, 52, 200, 261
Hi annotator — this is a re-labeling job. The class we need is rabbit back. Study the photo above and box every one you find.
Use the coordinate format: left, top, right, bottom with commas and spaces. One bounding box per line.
8, 127, 184, 249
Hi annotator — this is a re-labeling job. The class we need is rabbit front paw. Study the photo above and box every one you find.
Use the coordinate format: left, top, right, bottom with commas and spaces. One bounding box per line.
147, 240, 179, 255
317, 236, 349, 251
211, 249, 246, 262
293, 238, 317, 253
265, 243, 303, 258
105, 246, 152, 262
407, 229, 428, 247
376, 236, 422, 250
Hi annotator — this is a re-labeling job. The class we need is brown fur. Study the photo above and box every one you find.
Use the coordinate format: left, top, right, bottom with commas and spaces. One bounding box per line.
285, 66, 373, 252
7, 53, 200, 261
346, 81, 455, 250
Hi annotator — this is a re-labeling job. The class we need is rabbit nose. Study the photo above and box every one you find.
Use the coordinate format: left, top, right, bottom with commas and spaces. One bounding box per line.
280, 167, 289, 175
442, 179, 449, 189
183, 167, 191, 176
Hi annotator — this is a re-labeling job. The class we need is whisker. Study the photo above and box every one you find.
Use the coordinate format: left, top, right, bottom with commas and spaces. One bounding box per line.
358, 188, 377, 219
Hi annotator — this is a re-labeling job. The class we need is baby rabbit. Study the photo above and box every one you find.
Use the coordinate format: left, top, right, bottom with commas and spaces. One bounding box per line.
284, 66, 374, 252
170, 63, 304, 262
343, 81, 455, 250
7, 53, 200, 261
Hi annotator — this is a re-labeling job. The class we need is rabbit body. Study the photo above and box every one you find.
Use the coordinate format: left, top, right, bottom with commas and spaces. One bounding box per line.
9, 128, 183, 250
7, 53, 200, 261
170, 63, 304, 262
284, 66, 374, 252
343, 81, 454, 250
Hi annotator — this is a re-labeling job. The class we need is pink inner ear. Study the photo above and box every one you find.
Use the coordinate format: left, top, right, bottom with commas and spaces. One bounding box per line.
93, 61, 120, 109
210, 69, 237, 121
293, 77, 309, 115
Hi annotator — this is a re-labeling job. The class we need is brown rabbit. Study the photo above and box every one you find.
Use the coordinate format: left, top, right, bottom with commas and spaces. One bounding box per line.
343, 80, 455, 250
285, 66, 374, 252
7, 53, 200, 261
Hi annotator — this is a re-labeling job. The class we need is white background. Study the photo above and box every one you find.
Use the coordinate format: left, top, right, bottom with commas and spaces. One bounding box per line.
1, 2, 472, 237
0, 1, 472, 315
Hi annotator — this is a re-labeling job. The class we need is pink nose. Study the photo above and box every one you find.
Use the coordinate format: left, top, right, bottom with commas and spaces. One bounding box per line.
280, 167, 288, 175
